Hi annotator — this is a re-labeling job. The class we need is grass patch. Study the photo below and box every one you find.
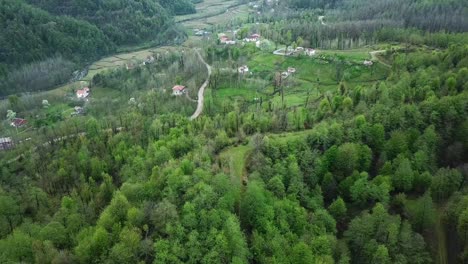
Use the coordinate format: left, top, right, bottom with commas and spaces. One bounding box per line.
91, 87, 121, 100
319, 49, 372, 61
220, 144, 252, 182
215, 85, 257, 100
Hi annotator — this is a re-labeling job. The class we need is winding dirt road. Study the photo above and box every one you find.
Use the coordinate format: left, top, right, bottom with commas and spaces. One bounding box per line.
190, 49, 211, 120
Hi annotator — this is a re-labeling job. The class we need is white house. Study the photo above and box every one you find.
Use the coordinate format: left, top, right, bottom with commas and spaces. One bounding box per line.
305, 48, 316, 56
238, 65, 249, 74
244, 34, 261, 42
172, 85, 186, 96
363, 60, 374, 66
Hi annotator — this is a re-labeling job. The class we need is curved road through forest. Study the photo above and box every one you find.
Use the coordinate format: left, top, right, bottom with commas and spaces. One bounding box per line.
190, 49, 211, 120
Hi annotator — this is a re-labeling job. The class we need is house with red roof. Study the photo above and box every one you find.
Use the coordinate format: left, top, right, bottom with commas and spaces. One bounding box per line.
172, 85, 186, 96
10, 118, 27, 128
245, 34, 261, 42
76, 87, 90, 99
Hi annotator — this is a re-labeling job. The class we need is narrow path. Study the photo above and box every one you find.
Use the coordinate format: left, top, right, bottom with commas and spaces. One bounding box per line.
190, 49, 211, 120
370, 50, 391, 68
185, 91, 198, 102
436, 205, 449, 264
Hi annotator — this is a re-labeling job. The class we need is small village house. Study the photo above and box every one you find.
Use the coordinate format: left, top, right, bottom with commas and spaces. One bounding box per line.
363, 60, 374, 66
219, 33, 236, 44
76, 87, 90, 99
305, 48, 316, 56
71, 106, 85, 116
238, 65, 249, 74
142, 55, 155, 65
172, 85, 187, 96
288, 67, 296, 74
10, 118, 27, 128
220, 35, 230, 44
0, 137, 14, 151
244, 34, 261, 42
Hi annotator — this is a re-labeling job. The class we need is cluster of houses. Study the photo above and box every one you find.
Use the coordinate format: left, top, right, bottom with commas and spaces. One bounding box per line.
294, 47, 317, 56
219, 33, 262, 46
194, 29, 210, 36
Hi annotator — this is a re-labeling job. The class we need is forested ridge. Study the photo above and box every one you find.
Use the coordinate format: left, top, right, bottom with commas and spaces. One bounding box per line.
0, 0, 195, 96
257, 0, 468, 49
285, 0, 467, 33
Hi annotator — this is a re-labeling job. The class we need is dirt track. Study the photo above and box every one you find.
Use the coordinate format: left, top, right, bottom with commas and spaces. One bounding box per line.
190, 50, 211, 120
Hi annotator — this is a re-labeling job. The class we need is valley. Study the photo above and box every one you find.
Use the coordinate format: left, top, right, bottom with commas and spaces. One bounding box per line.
0, 0, 467, 263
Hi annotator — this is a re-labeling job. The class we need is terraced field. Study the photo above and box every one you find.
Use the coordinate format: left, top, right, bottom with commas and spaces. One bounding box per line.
176, 0, 249, 30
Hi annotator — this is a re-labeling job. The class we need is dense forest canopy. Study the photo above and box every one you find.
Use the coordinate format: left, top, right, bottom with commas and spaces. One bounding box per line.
0, 0, 111, 74
284, 0, 468, 32
0, 0, 194, 96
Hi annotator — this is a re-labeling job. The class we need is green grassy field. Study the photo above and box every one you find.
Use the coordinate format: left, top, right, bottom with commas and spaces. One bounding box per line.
319, 49, 372, 61
214, 48, 389, 108
176, 0, 238, 22
84, 47, 173, 81
220, 144, 251, 183
178, 0, 250, 30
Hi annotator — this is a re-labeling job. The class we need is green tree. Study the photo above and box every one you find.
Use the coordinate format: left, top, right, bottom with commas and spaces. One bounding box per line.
267, 176, 285, 198
372, 245, 391, 264
457, 208, 468, 243
0, 195, 20, 234
329, 197, 347, 219
410, 192, 435, 233
430, 168, 463, 201
393, 158, 414, 192
291, 241, 315, 264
